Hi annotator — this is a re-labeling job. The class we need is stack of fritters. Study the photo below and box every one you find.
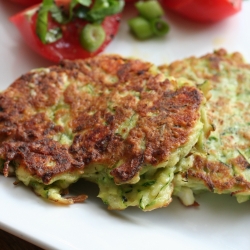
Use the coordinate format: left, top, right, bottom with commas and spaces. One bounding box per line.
159, 49, 250, 205
0, 55, 207, 210
2, 49, 249, 211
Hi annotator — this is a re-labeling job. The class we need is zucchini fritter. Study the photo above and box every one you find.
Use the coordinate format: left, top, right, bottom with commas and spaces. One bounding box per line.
160, 49, 250, 205
0, 55, 206, 209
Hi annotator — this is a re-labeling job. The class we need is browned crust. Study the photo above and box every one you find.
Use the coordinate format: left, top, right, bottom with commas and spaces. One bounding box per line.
0, 55, 203, 184
184, 155, 250, 194
159, 48, 250, 85
1, 139, 83, 183
186, 155, 235, 192
110, 85, 203, 183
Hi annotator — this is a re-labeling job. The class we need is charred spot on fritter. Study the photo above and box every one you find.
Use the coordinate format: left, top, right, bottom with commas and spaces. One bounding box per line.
1, 139, 83, 182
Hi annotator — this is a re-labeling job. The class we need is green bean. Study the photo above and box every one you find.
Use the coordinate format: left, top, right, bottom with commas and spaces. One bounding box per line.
80, 24, 106, 52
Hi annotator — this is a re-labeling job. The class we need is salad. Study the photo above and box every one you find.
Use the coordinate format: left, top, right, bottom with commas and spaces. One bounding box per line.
9, 0, 242, 62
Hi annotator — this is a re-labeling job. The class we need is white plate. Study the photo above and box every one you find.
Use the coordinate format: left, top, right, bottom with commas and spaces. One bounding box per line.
1, 2, 250, 250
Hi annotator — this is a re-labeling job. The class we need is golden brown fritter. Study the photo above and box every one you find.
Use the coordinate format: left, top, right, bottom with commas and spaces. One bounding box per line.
0, 54, 205, 207
160, 49, 250, 205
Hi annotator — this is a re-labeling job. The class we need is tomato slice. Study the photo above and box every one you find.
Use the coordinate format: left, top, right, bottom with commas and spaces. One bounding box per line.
10, 5, 121, 62
10, 0, 42, 6
162, 0, 242, 22
10, 0, 68, 7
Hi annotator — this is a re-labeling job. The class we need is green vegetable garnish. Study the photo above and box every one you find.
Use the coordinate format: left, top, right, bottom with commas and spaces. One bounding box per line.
150, 18, 170, 36
75, 6, 89, 19
128, 17, 153, 40
36, 0, 54, 44
49, 5, 64, 23
68, 0, 92, 21
45, 27, 62, 43
36, 0, 124, 49
80, 23, 106, 52
135, 1, 164, 20
128, 0, 169, 40
87, 0, 124, 22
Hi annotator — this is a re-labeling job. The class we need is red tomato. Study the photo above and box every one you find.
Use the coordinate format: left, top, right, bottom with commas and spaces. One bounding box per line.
10, 5, 121, 62
9, 0, 68, 7
55, 0, 70, 10
10, 0, 42, 6
161, 0, 242, 22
